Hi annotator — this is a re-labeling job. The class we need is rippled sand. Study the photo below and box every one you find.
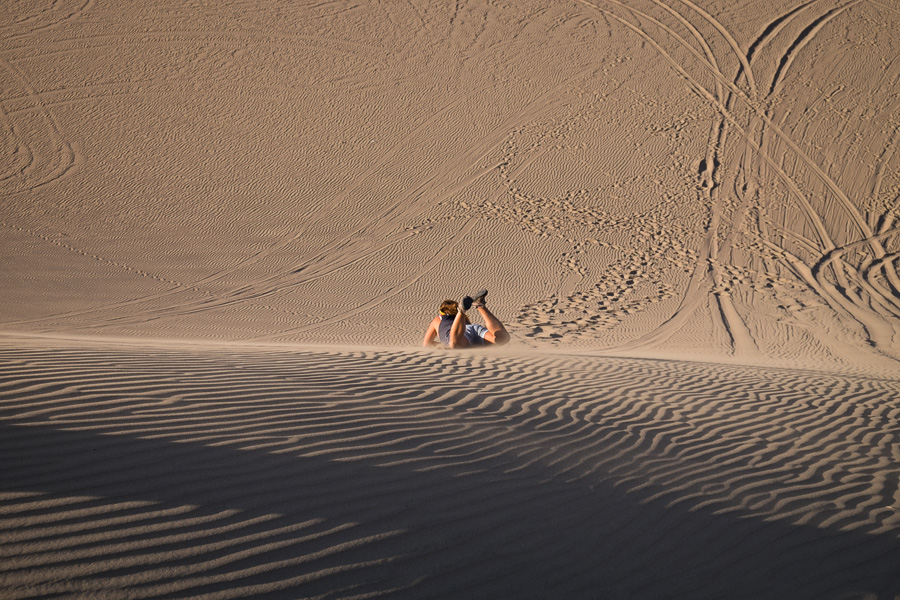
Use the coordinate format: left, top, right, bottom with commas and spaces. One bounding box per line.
2, 0, 899, 598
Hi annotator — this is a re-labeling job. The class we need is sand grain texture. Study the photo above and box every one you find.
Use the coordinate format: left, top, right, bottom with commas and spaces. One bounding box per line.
2, 0, 899, 598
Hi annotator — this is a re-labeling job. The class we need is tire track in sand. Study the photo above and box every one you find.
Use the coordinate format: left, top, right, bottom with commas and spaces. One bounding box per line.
0, 56, 80, 192
576, 0, 899, 361
574, 0, 764, 356
743, 0, 900, 357
4, 70, 578, 335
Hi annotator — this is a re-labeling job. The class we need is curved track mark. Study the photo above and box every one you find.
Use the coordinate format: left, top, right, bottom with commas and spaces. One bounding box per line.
252, 219, 478, 341
0, 57, 78, 191
767, 0, 864, 98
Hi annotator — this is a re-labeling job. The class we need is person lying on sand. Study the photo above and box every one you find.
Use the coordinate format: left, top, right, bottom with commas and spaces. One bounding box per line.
422, 289, 510, 349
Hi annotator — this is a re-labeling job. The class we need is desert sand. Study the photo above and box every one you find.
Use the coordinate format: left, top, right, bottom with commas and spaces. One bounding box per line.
1, 0, 899, 598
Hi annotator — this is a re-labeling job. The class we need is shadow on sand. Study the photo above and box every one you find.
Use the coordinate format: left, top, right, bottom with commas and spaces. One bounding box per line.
2, 416, 899, 600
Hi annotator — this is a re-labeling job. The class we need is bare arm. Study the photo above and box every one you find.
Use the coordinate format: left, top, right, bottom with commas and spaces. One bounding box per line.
422, 316, 441, 347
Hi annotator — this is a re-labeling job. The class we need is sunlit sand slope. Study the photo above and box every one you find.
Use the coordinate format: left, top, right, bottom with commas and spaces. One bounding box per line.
1, 338, 898, 599
1, 1, 899, 371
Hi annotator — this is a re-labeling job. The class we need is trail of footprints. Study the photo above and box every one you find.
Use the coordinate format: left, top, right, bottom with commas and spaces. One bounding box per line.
519, 254, 677, 341
443, 178, 697, 343
422, 84, 708, 344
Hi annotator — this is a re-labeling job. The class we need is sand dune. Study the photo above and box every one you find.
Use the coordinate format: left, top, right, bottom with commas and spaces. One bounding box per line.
2, 0, 898, 368
1, 337, 898, 599
2, 0, 900, 597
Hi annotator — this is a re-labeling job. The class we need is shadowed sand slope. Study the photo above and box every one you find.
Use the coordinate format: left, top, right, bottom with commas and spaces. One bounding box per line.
1, 338, 898, 599
1, 0, 899, 371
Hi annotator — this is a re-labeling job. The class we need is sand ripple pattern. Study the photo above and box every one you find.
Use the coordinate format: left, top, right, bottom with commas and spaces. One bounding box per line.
1, 339, 898, 599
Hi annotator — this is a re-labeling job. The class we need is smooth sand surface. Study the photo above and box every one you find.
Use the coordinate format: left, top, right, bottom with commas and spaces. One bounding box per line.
2, 0, 899, 598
